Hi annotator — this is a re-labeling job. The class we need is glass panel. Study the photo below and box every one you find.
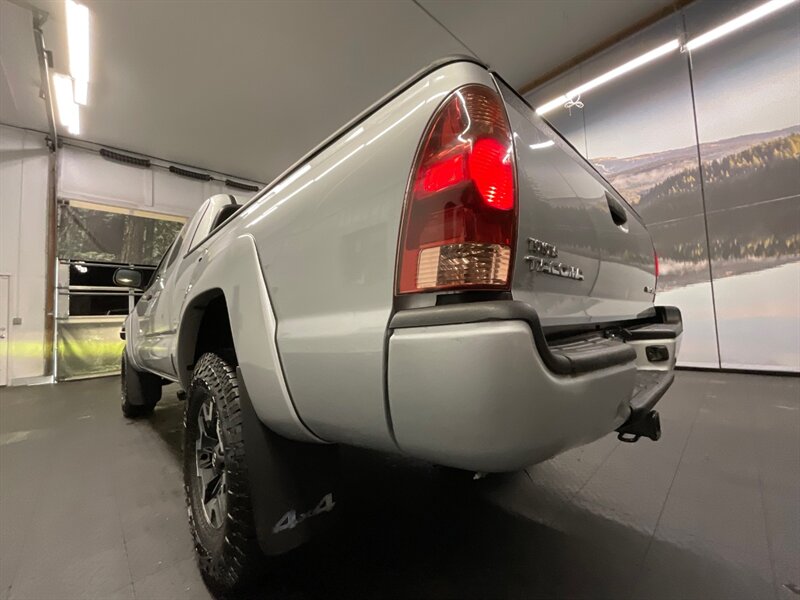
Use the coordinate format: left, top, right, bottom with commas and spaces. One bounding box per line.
58, 203, 185, 266
56, 317, 126, 381
55, 203, 185, 378
67, 294, 141, 317
687, 0, 800, 370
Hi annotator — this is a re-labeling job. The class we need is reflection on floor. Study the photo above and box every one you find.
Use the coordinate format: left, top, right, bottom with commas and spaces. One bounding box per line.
0, 371, 798, 599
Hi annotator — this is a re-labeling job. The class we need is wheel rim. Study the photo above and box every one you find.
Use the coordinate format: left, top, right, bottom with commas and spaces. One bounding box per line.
195, 392, 227, 529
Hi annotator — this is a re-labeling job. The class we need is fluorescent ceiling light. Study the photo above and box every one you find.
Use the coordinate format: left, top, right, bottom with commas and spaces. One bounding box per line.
536, 96, 569, 116
570, 39, 679, 97
529, 140, 555, 150
66, 0, 90, 104
684, 0, 798, 51
533, 0, 797, 117
52, 73, 80, 134
536, 38, 680, 116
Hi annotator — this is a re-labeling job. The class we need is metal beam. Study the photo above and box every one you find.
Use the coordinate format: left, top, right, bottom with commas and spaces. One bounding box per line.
32, 14, 59, 379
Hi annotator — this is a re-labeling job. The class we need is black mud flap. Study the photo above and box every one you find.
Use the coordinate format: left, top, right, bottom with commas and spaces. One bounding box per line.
237, 367, 339, 557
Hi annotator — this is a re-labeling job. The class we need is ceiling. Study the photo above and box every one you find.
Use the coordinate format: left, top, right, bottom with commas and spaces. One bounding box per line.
0, 0, 674, 182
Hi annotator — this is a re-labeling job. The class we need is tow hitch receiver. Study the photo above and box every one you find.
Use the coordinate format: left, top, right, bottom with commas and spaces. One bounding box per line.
617, 410, 661, 443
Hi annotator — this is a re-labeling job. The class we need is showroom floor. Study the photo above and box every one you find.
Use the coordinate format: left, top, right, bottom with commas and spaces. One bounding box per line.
0, 371, 797, 600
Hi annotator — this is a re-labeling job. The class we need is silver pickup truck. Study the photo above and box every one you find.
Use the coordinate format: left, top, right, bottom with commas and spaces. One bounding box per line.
115, 57, 682, 595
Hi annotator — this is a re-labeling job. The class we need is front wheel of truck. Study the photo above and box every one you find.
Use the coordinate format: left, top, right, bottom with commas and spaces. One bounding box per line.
184, 352, 263, 597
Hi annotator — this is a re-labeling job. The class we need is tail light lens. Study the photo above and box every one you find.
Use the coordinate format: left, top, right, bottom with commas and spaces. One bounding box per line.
396, 84, 517, 294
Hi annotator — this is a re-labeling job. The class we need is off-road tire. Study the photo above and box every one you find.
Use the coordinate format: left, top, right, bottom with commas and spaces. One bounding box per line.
121, 352, 162, 418
184, 352, 262, 597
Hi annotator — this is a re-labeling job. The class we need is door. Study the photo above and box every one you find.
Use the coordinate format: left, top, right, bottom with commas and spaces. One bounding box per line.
156, 194, 238, 370
0, 275, 9, 386
135, 195, 236, 378
136, 231, 185, 377
165, 194, 238, 336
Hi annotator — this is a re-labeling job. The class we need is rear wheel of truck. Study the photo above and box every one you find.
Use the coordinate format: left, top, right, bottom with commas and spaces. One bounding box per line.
121, 352, 162, 418
184, 352, 263, 597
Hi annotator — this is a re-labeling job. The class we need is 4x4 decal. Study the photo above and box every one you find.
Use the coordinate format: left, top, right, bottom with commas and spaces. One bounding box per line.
273, 493, 336, 533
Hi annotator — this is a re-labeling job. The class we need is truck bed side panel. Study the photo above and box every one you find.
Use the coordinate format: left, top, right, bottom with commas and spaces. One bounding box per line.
235, 62, 498, 449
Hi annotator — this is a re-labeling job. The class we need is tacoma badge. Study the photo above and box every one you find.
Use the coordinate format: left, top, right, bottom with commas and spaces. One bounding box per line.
525, 237, 584, 281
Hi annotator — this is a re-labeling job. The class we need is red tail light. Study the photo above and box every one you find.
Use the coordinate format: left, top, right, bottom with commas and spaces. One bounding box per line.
397, 84, 517, 294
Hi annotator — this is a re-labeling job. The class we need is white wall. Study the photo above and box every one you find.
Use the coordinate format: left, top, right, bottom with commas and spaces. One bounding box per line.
58, 146, 258, 217
1, 127, 260, 384
0, 126, 49, 383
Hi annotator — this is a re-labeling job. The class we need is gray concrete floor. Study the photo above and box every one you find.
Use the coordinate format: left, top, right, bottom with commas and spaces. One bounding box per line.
0, 371, 798, 600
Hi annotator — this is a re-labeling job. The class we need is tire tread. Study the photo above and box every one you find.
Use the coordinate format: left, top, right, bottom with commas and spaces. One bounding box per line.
184, 352, 262, 597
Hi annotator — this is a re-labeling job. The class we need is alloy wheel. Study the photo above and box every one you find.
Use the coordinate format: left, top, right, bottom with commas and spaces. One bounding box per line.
194, 393, 227, 529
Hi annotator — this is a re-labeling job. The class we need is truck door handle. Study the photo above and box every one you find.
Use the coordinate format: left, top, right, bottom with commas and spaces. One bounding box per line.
606, 193, 628, 227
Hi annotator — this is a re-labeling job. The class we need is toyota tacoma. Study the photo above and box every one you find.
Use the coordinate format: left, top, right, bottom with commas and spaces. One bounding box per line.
115, 56, 682, 595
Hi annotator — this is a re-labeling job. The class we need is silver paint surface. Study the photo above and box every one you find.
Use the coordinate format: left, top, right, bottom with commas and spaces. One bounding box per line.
123, 59, 672, 464
496, 79, 656, 326
388, 320, 635, 472
217, 62, 499, 449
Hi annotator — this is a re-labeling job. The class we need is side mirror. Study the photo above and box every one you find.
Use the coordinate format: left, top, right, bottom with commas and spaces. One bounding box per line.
113, 268, 142, 288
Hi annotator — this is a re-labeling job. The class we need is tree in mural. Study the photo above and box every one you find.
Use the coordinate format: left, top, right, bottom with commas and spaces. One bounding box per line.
651, 135, 799, 261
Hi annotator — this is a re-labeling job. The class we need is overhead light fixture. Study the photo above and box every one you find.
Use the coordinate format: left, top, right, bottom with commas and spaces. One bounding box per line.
570, 39, 680, 98
535, 0, 798, 118
52, 72, 80, 134
66, 0, 90, 105
684, 0, 798, 51
536, 39, 680, 116
535, 95, 570, 117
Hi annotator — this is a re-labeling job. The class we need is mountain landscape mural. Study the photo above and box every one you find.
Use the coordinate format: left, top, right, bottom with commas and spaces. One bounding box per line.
593, 126, 800, 289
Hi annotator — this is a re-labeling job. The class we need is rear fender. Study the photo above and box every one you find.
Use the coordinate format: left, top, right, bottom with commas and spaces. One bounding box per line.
177, 234, 322, 444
